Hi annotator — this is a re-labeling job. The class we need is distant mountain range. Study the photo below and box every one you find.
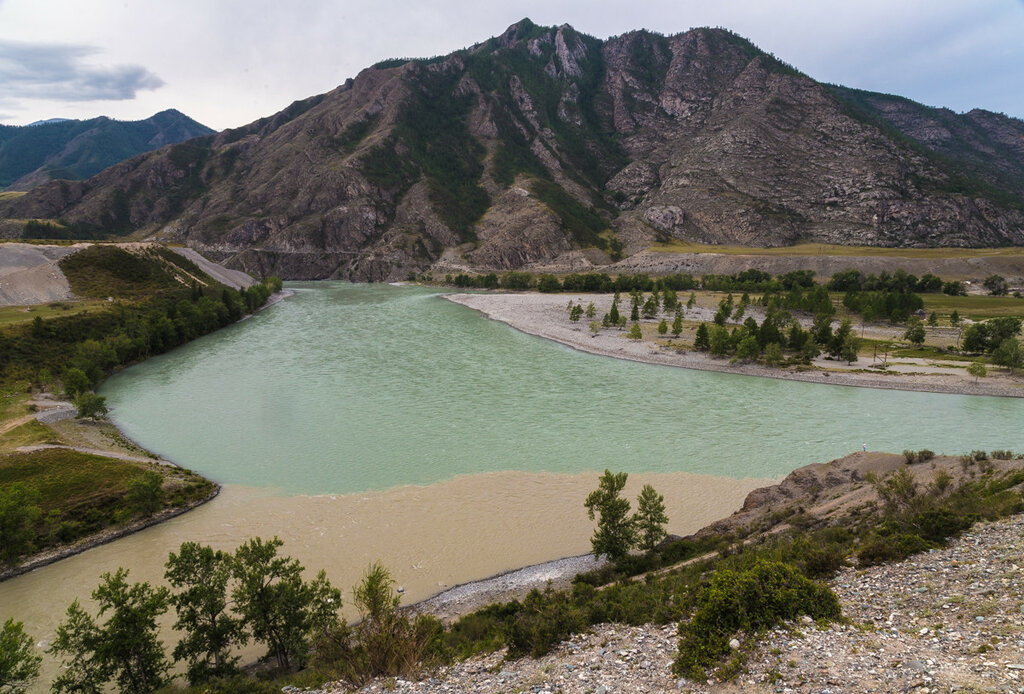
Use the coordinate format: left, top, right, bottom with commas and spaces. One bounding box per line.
0, 110, 214, 190
2, 20, 1023, 280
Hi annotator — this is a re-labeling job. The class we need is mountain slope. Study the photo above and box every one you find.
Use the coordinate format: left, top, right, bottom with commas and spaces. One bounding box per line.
0, 109, 215, 190
2, 20, 1023, 280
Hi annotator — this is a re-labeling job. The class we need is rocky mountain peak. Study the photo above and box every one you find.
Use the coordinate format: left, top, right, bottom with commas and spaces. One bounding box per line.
1, 21, 1022, 280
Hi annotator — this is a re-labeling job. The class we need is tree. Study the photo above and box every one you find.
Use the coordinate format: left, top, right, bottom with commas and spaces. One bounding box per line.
671, 311, 683, 338
0, 618, 41, 694
694, 323, 710, 351
126, 471, 165, 517
628, 323, 642, 340
709, 325, 730, 357
569, 304, 583, 323
165, 542, 245, 685
967, 361, 987, 382
992, 337, 1024, 372
904, 318, 926, 346
630, 299, 640, 322
657, 319, 668, 336
950, 310, 961, 327
686, 293, 697, 310
62, 367, 90, 399
763, 342, 784, 367
0, 484, 42, 567
927, 311, 938, 327
642, 294, 658, 319
840, 334, 861, 364
634, 485, 668, 552
75, 392, 109, 420
584, 471, 636, 561
983, 274, 1009, 296
589, 321, 601, 336
50, 569, 172, 694
585, 302, 596, 319
735, 336, 760, 362
232, 537, 341, 671
608, 301, 620, 326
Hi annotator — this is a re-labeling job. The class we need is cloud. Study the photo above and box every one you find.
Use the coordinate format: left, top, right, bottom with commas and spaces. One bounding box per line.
0, 39, 163, 103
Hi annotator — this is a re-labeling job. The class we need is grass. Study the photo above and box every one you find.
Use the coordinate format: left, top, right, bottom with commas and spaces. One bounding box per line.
0, 191, 26, 200
0, 419, 54, 452
0, 300, 109, 327
921, 294, 1024, 319
648, 241, 1024, 259
0, 448, 145, 511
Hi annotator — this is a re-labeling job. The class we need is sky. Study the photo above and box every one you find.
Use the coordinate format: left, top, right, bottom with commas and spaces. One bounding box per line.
1, 0, 1022, 131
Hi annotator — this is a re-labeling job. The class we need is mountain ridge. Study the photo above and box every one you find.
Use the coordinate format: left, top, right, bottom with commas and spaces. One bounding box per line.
2, 20, 1023, 280
0, 109, 215, 190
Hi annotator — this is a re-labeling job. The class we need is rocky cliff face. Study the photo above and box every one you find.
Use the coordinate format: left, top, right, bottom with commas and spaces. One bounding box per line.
3, 20, 1023, 280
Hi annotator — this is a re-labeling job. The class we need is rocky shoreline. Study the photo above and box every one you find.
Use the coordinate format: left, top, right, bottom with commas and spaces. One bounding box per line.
444, 292, 1024, 399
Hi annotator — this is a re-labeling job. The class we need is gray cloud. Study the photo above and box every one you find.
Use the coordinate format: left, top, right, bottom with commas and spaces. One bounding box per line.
0, 39, 163, 103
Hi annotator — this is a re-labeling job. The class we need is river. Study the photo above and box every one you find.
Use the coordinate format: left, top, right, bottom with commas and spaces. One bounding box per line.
3, 282, 1023, 689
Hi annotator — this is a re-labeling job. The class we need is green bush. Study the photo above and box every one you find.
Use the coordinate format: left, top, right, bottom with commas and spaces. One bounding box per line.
857, 533, 930, 566
675, 559, 840, 679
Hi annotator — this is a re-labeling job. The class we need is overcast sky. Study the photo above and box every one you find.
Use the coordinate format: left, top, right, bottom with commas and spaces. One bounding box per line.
1, 0, 1022, 131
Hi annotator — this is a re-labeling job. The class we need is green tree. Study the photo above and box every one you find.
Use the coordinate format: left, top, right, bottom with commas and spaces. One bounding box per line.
904, 318, 926, 346
735, 335, 760, 362
585, 302, 596, 319
642, 294, 659, 319
840, 334, 861, 364
165, 542, 244, 685
49, 601, 106, 694
671, 311, 683, 338
126, 471, 165, 517
75, 392, 109, 420
630, 298, 640, 322
686, 292, 696, 310
950, 310, 960, 327
634, 485, 668, 552
608, 301, 620, 326
628, 323, 642, 340
927, 311, 938, 327
589, 321, 601, 336
983, 274, 1009, 295
584, 471, 636, 561
992, 337, 1023, 372
694, 323, 710, 351
709, 325, 730, 357
763, 342, 784, 367
967, 361, 987, 382
0, 619, 41, 694
657, 318, 668, 336
232, 537, 341, 671
51, 569, 172, 694
569, 304, 583, 323
0, 483, 42, 567
62, 367, 90, 399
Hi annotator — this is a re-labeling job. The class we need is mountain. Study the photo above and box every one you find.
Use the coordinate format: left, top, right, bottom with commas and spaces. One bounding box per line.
0, 110, 215, 190
2, 20, 1023, 280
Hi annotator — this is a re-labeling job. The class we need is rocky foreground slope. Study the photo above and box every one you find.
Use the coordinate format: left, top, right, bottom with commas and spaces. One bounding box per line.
2, 20, 1023, 281
328, 451, 1024, 693
345, 515, 1024, 693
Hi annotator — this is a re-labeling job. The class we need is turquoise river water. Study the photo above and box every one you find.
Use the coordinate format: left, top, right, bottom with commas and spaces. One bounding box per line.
102, 282, 1024, 490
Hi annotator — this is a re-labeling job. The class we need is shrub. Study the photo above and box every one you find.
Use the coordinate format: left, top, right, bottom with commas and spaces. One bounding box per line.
675, 559, 839, 679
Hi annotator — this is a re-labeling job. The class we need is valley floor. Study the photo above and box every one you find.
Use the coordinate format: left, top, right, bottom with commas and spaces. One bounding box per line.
445, 292, 1024, 398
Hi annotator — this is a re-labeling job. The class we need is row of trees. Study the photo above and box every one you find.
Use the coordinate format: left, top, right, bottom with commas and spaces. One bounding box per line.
826, 268, 965, 295
36, 537, 340, 693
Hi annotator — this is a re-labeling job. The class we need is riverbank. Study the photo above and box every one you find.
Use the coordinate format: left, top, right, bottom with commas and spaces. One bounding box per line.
444, 292, 1024, 398
0, 287, 292, 579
